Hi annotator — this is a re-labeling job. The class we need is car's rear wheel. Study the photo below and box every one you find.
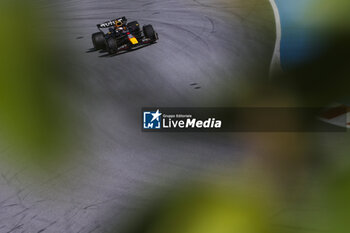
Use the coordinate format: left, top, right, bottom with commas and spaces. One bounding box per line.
143, 25, 158, 43
105, 38, 118, 54
92, 32, 105, 50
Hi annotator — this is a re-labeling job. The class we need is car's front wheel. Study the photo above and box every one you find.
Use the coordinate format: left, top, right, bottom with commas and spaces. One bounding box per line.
143, 25, 158, 43
92, 32, 106, 50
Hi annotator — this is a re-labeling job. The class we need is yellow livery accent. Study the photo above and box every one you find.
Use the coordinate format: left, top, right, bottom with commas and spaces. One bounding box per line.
130, 37, 139, 45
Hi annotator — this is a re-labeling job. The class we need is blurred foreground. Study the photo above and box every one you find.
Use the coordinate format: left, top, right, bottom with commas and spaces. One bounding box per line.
0, 0, 79, 170
0, 0, 349, 233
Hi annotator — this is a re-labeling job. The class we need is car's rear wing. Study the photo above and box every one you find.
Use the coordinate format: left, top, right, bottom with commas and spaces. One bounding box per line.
97, 17, 127, 29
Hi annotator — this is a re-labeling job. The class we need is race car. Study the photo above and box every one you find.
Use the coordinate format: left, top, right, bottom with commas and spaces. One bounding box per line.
91, 17, 159, 54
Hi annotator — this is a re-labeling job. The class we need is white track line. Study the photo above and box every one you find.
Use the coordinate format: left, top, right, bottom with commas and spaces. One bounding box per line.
268, 0, 282, 77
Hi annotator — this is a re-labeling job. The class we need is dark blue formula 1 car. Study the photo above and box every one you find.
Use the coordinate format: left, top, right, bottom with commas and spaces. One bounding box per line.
91, 17, 158, 54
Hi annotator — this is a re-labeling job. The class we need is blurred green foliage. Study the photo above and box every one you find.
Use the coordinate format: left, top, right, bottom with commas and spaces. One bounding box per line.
118, 180, 278, 233
0, 0, 349, 232
305, 0, 350, 30
0, 0, 74, 168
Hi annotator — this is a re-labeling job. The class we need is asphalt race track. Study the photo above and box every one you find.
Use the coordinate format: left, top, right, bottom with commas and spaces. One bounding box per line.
0, 0, 275, 232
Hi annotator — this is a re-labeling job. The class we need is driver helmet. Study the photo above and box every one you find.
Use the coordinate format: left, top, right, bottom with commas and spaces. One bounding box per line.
115, 20, 123, 28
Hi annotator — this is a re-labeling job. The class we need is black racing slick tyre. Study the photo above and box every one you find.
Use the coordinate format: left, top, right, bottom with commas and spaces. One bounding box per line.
92, 32, 105, 50
105, 38, 118, 54
143, 25, 158, 42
